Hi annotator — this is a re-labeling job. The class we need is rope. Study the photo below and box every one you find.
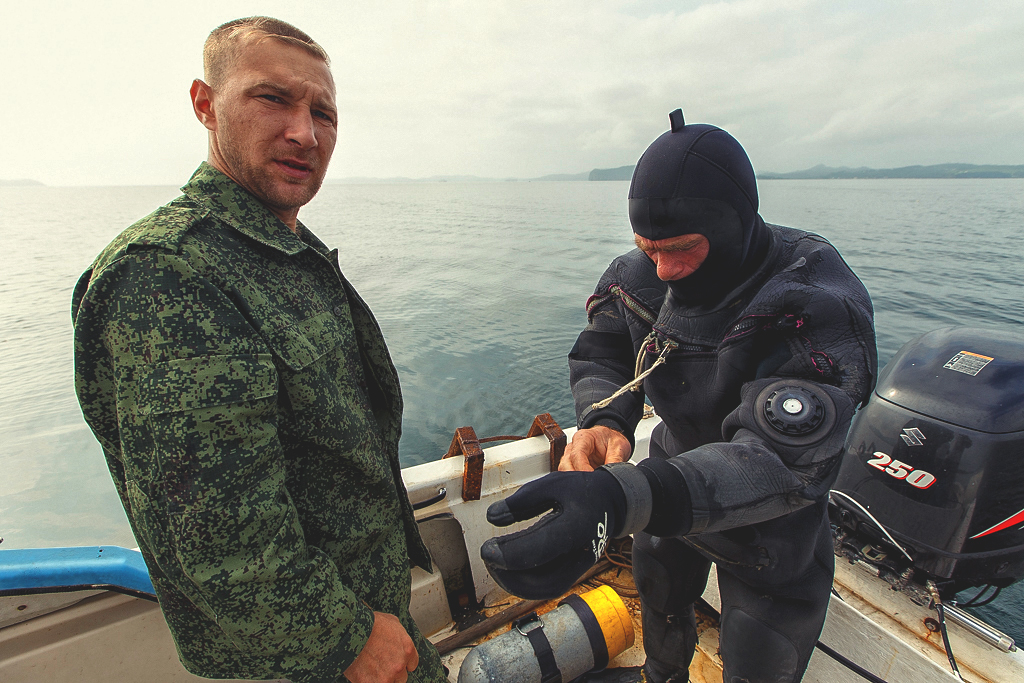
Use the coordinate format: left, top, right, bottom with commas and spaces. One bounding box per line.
590, 334, 677, 411
634, 332, 656, 380
586, 538, 639, 598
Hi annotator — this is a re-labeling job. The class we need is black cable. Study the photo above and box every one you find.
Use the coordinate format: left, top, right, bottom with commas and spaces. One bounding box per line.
814, 642, 888, 683
885, 529, 1024, 560
832, 497, 1024, 560
957, 583, 993, 607
971, 585, 1001, 607
959, 584, 1001, 608
935, 602, 966, 681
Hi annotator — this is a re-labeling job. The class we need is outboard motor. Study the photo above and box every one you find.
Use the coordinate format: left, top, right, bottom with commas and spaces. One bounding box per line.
831, 327, 1024, 597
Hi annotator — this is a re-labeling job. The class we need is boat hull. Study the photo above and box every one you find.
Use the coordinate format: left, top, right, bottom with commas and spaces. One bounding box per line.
3, 415, 1022, 682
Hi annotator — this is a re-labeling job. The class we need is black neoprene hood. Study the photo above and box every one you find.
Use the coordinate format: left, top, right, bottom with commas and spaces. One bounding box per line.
628, 109, 770, 303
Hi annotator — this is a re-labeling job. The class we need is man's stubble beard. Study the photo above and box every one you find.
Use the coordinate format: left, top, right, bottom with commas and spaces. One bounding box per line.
219, 137, 325, 214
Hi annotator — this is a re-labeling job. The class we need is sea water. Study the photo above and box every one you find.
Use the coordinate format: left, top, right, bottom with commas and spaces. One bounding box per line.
1, 178, 1022, 639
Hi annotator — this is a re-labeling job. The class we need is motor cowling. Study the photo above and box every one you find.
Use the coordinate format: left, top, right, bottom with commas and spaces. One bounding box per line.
832, 327, 1024, 591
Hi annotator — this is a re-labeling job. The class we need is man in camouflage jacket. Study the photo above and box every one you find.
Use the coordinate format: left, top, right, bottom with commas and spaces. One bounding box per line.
72, 17, 445, 683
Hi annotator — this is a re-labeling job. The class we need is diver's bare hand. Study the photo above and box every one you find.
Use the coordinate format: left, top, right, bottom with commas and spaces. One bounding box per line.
559, 426, 631, 471
344, 612, 418, 683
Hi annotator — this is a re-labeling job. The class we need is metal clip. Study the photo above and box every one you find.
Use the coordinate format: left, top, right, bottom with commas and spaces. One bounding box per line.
513, 612, 543, 636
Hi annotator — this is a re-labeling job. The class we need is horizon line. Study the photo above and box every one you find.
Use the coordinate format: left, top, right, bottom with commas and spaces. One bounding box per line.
4, 161, 1024, 187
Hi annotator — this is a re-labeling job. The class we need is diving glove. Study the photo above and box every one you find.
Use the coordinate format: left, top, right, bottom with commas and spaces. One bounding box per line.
481, 463, 658, 599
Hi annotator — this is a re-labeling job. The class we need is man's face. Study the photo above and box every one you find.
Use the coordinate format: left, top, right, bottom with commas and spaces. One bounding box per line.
634, 233, 710, 281
199, 38, 337, 225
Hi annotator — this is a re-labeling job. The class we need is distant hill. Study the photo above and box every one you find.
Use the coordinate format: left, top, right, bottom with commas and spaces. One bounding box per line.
330, 171, 591, 183
328, 174, 497, 184
533, 172, 590, 181
589, 165, 635, 181
759, 163, 1024, 179
325, 162, 1024, 185
0, 179, 45, 186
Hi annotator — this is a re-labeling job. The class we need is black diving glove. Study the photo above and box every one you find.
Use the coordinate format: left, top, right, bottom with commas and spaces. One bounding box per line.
480, 469, 630, 600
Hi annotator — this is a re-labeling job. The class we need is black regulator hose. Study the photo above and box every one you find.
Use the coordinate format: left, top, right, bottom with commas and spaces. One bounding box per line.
958, 583, 1002, 608
928, 581, 967, 682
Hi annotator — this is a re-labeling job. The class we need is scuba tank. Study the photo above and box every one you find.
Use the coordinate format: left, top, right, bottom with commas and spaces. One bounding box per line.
458, 586, 634, 683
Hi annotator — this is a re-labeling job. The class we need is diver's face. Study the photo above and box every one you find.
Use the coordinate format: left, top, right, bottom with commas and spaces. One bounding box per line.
634, 233, 710, 280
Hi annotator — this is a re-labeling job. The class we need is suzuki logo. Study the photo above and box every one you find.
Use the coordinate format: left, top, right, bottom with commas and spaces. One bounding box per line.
900, 428, 926, 446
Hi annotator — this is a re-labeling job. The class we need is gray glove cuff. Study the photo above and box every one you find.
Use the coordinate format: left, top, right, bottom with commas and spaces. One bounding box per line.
599, 462, 652, 537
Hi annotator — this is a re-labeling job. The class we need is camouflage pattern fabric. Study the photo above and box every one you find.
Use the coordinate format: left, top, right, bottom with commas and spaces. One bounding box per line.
72, 163, 446, 682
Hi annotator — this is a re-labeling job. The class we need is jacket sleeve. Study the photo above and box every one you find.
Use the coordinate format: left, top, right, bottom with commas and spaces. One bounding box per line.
642, 285, 875, 537
646, 377, 856, 536
74, 249, 374, 681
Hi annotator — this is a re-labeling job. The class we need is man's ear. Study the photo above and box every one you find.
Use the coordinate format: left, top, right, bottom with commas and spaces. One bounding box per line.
191, 79, 217, 132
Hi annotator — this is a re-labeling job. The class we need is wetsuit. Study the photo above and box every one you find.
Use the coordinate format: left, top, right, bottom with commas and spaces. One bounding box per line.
568, 112, 877, 683
571, 225, 876, 681
482, 110, 876, 683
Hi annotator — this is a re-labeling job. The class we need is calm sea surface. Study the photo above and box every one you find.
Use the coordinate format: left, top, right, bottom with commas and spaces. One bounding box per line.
2, 178, 1022, 638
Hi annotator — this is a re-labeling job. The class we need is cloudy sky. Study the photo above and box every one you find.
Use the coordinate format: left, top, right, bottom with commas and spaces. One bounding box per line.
4, 0, 1022, 185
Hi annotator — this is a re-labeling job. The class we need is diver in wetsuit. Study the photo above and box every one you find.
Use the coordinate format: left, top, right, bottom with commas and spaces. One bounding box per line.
481, 110, 877, 682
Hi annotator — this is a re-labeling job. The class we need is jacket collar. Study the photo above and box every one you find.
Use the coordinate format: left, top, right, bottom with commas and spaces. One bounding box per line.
181, 162, 309, 256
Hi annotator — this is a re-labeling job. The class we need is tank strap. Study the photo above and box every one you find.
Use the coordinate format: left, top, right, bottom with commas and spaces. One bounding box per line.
559, 593, 610, 670
513, 612, 563, 683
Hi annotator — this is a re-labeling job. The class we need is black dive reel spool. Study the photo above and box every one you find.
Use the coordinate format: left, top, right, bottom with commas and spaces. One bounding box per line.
831, 327, 1024, 599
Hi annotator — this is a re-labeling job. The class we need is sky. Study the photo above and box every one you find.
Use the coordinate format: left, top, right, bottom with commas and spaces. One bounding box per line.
4, 0, 1023, 186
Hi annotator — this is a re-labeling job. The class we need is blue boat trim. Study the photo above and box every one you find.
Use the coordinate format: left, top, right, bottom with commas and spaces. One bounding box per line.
0, 546, 157, 601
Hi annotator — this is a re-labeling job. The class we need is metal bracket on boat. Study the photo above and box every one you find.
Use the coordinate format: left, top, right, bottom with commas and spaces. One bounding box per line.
444, 427, 485, 501
442, 414, 566, 502
526, 413, 566, 471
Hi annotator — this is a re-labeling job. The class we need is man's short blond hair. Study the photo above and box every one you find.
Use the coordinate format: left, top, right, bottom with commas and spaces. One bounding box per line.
203, 16, 330, 89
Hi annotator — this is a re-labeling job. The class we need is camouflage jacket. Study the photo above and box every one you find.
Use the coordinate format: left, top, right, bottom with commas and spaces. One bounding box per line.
72, 163, 440, 682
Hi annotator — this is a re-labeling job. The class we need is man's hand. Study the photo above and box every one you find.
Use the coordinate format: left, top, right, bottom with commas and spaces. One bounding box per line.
344, 612, 419, 683
480, 470, 627, 599
559, 426, 632, 471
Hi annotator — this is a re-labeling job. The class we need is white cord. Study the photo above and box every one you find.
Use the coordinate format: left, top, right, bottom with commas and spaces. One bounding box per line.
590, 336, 677, 411
829, 489, 914, 563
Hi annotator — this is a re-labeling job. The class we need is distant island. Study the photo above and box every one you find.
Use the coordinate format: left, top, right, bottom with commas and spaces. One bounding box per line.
589, 165, 635, 181
533, 171, 590, 181
758, 163, 1024, 179
584, 162, 1024, 181
0, 179, 45, 186
328, 172, 593, 184
321, 162, 1024, 184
